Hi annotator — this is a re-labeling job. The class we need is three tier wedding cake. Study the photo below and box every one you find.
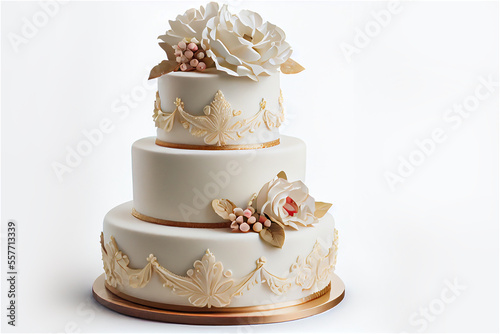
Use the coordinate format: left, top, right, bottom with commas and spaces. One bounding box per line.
97, 2, 342, 323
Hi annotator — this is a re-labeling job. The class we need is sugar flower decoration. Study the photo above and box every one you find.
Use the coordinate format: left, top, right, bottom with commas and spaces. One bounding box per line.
212, 172, 332, 248
158, 2, 219, 47
150, 3, 304, 80
202, 5, 293, 81
255, 173, 317, 230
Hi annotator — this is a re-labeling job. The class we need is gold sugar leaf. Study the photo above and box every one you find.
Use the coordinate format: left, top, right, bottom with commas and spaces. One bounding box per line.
247, 193, 258, 208
314, 202, 332, 218
280, 58, 305, 74
277, 171, 288, 180
212, 199, 237, 220
159, 42, 176, 61
203, 56, 215, 68
259, 221, 285, 248
149, 60, 179, 80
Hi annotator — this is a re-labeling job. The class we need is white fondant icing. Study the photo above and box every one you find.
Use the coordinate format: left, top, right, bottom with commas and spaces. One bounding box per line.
156, 68, 281, 146
102, 201, 336, 308
132, 136, 306, 223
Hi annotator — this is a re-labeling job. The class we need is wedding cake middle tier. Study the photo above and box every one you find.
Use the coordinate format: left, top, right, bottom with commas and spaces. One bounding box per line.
132, 135, 306, 224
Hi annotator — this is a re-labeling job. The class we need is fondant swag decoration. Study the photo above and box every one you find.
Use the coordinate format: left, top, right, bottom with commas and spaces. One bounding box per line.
153, 89, 284, 147
101, 229, 338, 308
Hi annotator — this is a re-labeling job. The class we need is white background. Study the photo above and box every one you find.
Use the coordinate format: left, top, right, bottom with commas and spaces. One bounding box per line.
1, 0, 498, 332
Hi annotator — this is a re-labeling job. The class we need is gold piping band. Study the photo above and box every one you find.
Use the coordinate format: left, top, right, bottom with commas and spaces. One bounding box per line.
155, 138, 280, 150
105, 282, 331, 313
132, 209, 231, 228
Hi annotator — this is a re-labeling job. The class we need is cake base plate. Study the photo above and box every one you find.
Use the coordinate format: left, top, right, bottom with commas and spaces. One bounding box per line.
92, 274, 345, 325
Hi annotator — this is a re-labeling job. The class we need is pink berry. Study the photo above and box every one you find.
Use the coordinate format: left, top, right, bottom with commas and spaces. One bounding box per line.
187, 42, 198, 51
228, 213, 236, 221
196, 52, 205, 60
239, 223, 250, 232
236, 216, 244, 224
196, 62, 207, 71
180, 55, 188, 63
259, 215, 267, 223
264, 219, 271, 227
190, 59, 199, 67
174, 49, 182, 57
243, 209, 252, 218
179, 63, 188, 71
234, 208, 244, 216
177, 41, 186, 50
253, 222, 263, 232
176, 56, 182, 63
247, 216, 256, 224
184, 50, 193, 59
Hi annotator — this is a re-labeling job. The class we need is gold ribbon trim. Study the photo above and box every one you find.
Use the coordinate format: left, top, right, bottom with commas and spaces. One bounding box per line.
132, 209, 231, 228
155, 138, 280, 150
105, 282, 331, 313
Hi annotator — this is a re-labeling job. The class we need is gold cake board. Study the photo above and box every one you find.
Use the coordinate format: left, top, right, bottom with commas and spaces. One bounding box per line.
92, 273, 345, 325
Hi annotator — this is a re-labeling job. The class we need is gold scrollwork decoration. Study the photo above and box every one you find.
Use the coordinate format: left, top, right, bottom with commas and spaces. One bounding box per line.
153, 90, 285, 146
100, 229, 338, 308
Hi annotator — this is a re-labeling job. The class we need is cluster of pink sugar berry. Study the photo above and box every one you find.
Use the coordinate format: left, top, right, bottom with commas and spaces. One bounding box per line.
230, 207, 272, 233
174, 41, 207, 72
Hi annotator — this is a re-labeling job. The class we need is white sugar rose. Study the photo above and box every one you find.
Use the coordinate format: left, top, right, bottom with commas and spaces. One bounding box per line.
159, 2, 219, 46
255, 176, 317, 230
202, 5, 292, 81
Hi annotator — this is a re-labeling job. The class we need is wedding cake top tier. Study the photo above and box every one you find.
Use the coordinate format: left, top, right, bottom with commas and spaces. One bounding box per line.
155, 68, 282, 148
149, 2, 304, 150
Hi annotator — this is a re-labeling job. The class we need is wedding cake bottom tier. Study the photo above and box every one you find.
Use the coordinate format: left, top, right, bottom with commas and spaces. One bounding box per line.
101, 201, 338, 309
